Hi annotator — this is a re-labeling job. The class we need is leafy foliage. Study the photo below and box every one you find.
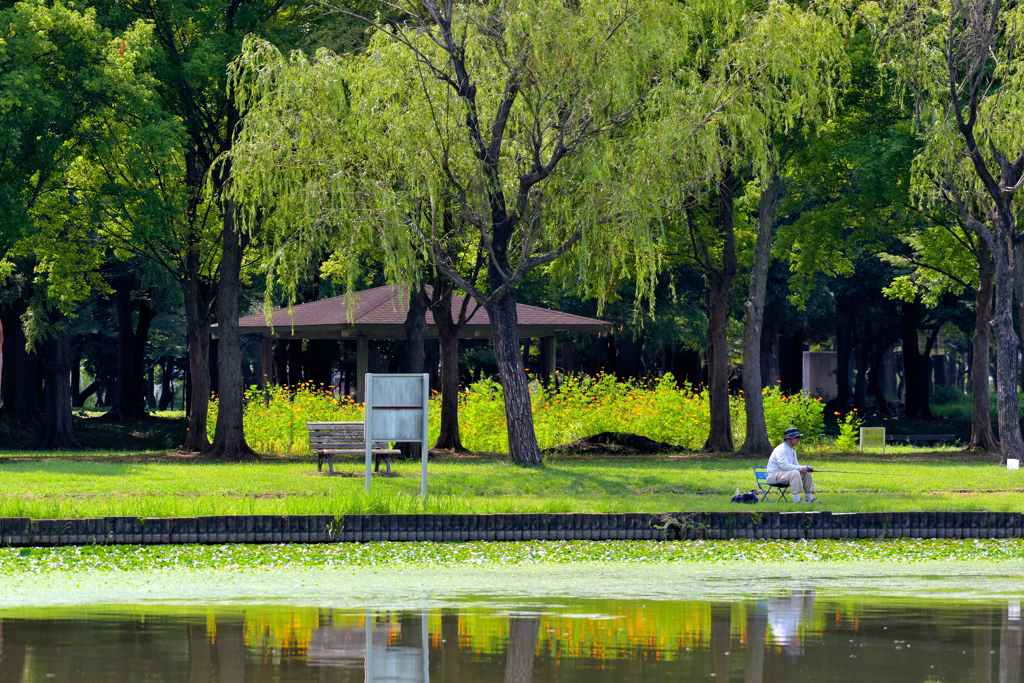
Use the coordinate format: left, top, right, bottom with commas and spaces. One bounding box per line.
220, 373, 825, 454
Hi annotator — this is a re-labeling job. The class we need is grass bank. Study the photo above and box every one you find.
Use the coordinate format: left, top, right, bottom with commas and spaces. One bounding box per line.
0, 452, 1017, 518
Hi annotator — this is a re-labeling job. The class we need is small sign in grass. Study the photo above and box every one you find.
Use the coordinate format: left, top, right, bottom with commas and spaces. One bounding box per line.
860, 427, 885, 453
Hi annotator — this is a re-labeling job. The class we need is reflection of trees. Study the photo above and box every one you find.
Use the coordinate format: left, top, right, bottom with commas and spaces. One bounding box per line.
217, 621, 245, 683
442, 612, 460, 683
710, 605, 731, 681
400, 614, 424, 649
504, 618, 540, 683
189, 623, 211, 683
0, 620, 26, 683
976, 611, 992, 683
745, 603, 767, 683
1000, 604, 1022, 683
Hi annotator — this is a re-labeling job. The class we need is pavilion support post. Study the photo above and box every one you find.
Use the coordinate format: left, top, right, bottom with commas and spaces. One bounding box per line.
260, 336, 272, 406
356, 335, 368, 403
259, 336, 272, 390
273, 340, 287, 388
542, 337, 556, 388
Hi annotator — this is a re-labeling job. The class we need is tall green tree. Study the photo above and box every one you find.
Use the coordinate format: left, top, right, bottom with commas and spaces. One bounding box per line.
864, 0, 1024, 462
632, 0, 846, 453
0, 2, 154, 447
91, 0, 327, 456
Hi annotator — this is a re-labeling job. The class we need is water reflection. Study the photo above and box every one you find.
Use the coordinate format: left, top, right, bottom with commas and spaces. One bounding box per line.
0, 596, 1022, 681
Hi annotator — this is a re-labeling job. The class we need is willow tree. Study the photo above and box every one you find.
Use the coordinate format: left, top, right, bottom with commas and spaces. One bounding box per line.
230, 0, 693, 465
864, 0, 1024, 462
628, 0, 846, 453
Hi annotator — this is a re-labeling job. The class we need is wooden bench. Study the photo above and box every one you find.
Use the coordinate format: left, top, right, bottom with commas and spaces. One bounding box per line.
306, 421, 401, 476
885, 434, 956, 444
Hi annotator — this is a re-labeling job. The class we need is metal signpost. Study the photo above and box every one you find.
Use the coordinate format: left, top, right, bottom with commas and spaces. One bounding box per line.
859, 427, 885, 453
364, 373, 430, 498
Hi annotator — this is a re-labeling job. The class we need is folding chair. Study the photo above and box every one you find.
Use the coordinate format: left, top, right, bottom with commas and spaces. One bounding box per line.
754, 466, 790, 503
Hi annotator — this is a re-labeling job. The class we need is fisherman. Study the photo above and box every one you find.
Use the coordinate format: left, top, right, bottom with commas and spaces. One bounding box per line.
766, 427, 819, 504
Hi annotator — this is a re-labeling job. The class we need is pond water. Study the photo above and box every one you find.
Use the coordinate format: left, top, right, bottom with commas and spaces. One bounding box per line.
2, 593, 1023, 682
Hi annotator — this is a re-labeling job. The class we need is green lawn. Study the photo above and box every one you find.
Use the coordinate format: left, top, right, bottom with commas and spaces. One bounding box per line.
0, 451, 1019, 518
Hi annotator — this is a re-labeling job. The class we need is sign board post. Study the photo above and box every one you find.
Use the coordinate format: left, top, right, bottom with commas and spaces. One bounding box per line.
860, 427, 885, 453
364, 373, 430, 498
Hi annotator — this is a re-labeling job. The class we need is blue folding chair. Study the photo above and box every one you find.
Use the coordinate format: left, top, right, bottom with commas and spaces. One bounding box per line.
754, 466, 790, 503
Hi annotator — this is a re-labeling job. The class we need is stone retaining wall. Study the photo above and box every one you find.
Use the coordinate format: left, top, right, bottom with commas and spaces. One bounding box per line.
0, 511, 1021, 546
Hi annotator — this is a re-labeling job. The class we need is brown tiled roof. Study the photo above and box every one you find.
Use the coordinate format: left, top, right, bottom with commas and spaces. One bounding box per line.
225, 285, 611, 339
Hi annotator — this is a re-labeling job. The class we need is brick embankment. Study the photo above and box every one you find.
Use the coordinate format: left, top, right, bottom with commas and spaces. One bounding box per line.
0, 511, 1020, 547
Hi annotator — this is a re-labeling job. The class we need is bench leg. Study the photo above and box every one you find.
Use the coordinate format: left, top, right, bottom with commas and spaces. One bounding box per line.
385, 456, 391, 476
317, 455, 323, 472
328, 456, 335, 476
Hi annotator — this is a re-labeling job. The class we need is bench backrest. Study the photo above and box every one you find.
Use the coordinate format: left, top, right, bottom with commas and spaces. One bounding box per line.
306, 421, 392, 450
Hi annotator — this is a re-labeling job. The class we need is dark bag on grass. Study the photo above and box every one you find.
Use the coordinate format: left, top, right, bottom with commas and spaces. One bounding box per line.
731, 490, 758, 504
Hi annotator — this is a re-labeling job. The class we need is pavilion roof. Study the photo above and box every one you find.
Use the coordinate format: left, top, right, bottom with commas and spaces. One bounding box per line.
223, 285, 611, 340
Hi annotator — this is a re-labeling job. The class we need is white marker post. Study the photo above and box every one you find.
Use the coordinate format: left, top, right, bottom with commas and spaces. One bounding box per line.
364, 373, 430, 499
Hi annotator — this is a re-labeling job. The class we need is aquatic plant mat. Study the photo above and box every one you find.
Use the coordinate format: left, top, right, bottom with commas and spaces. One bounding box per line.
2, 541, 1024, 607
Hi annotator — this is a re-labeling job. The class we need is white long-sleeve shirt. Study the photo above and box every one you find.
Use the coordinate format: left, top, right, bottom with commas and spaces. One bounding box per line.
766, 441, 803, 475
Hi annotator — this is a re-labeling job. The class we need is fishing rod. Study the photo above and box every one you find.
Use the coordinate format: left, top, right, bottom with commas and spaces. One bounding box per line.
808, 469, 909, 476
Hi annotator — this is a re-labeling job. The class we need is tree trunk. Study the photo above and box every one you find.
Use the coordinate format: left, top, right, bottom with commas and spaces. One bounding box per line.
854, 334, 870, 414
34, 322, 79, 449
836, 325, 853, 407
158, 357, 176, 411
991, 220, 1024, 464
870, 340, 890, 415
503, 618, 540, 683
705, 272, 733, 452
486, 288, 541, 465
1016, 239, 1024, 393
182, 277, 212, 452
433, 282, 466, 451
901, 302, 922, 418
206, 198, 255, 459
761, 323, 780, 389
969, 239, 998, 451
739, 172, 778, 456
919, 325, 940, 420
109, 276, 136, 419
405, 284, 429, 373
400, 283, 429, 460
1, 290, 41, 423
703, 174, 738, 453
107, 280, 156, 421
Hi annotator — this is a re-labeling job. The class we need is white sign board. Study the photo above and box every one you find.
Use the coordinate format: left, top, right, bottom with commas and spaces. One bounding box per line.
365, 374, 430, 497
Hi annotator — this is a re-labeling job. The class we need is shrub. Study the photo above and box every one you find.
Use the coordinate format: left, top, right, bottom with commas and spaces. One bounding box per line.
217, 373, 826, 455
835, 411, 863, 451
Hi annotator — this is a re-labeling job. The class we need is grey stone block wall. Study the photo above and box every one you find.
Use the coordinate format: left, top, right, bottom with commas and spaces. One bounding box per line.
0, 512, 1021, 546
